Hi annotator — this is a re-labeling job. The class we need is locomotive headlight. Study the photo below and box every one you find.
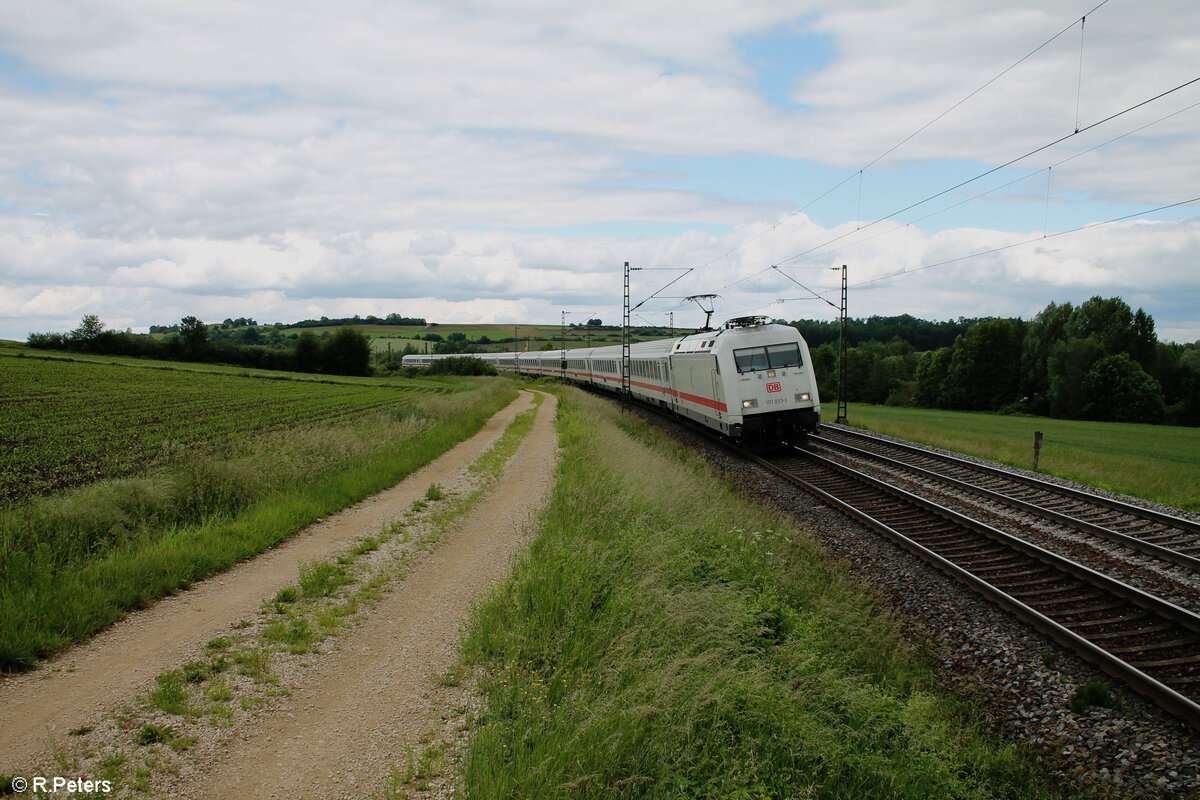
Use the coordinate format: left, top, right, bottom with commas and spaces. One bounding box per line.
742, 399, 758, 409
797, 392, 811, 402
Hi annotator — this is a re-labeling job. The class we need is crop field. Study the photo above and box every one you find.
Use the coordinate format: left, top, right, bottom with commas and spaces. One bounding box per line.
845, 403, 1200, 511
0, 354, 515, 668
0, 355, 444, 507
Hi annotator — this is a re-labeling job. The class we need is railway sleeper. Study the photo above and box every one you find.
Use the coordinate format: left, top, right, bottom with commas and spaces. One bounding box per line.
1135, 653, 1200, 670
936, 543, 1009, 560
967, 563, 1045, 579
869, 504, 934, 519
968, 558, 1035, 576
891, 521, 960, 538
1023, 589, 1105, 610
1056, 599, 1136, 618
1067, 611, 1154, 630
910, 529, 978, 545
960, 551, 1032, 569
1010, 583, 1091, 601
1139, 530, 1193, 545
999, 572, 1060, 591
1085, 622, 1177, 644
1110, 520, 1165, 535
1099, 633, 1190, 652
1107, 635, 1199, 656
1167, 673, 1200, 687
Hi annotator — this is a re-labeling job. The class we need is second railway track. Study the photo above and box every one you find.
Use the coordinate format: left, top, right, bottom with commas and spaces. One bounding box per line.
812, 425, 1200, 570
751, 442, 1200, 731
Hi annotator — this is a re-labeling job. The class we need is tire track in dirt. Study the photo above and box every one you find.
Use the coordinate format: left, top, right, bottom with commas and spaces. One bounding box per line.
179, 390, 558, 799
0, 390, 542, 774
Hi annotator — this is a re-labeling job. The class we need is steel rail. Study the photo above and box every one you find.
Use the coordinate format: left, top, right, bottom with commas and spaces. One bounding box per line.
751, 446, 1200, 730
808, 434, 1200, 571
818, 425, 1200, 540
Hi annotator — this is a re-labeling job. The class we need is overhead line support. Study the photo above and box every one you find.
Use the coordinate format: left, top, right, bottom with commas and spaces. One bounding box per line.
836, 264, 848, 424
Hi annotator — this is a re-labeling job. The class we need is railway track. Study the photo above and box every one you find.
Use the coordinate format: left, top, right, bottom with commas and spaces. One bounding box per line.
813, 425, 1200, 571
749, 444, 1200, 730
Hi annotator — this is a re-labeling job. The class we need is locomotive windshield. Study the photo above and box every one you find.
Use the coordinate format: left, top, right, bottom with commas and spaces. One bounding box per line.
734, 343, 803, 373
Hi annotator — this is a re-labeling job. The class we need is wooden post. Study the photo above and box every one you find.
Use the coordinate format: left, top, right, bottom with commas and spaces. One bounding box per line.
1032, 431, 1043, 471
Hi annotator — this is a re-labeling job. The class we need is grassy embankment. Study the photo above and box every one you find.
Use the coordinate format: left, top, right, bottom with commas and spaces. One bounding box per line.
0, 353, 518, 669
458, 387, 1065, 800
843, 404, 1200, 512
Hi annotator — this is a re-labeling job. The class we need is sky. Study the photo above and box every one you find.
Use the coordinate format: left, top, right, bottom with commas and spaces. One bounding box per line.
1, 0, 1198, 343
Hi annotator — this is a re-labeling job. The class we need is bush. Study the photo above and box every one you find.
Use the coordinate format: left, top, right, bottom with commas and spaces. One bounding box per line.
321, 327, 372, 376
1069, 679, 1113, 713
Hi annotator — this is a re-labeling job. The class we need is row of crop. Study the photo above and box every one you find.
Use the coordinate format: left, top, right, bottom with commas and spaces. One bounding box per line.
0, 357, 437, 507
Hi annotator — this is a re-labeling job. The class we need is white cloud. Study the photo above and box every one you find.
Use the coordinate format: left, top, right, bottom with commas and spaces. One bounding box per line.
1, 1, 1198, 344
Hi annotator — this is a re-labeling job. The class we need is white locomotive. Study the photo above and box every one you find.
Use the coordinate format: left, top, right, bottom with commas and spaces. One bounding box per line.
403, 316, 821, 444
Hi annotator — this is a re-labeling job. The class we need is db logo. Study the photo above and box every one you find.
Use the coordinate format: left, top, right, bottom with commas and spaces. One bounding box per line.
766, 381, 782, 393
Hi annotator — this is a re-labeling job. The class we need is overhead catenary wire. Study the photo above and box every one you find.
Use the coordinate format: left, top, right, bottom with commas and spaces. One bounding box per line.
738, 195, 1199, 321
775, 73, 1200, 269
783, 97, 1200, 268
843, 195, 1200, 293
628, 267, 693, 315
690, 0, 1116, 275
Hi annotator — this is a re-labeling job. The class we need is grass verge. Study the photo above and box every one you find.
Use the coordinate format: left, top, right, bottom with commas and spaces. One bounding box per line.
460, 388, 1065, 799
0, 379, 518, 670
843, 404, 1200, 512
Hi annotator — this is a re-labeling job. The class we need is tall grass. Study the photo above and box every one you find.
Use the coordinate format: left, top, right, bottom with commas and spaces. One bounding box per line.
844, 404, 1200, 511
0, 379, 517, 670
460, 388, 1063, 800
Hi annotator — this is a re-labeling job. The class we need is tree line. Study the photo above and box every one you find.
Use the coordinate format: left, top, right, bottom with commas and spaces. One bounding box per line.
284, 313, 426, 329
29, 315, 376, 377
27, 315, 502, 378
794, 297, 1200, 426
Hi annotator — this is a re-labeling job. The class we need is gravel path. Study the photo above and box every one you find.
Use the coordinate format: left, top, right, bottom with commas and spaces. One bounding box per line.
1, 390, 558, 798
180, 391, 558, 799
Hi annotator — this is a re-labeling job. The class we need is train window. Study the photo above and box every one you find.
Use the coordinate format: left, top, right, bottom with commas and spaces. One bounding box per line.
734, 346, 770, 373
766, 343, 803, 369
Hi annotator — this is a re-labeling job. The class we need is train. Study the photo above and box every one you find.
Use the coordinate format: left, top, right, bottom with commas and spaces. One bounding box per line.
402, 316, 821, 445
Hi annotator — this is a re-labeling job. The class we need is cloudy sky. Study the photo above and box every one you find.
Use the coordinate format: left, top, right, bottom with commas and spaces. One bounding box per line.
2, 0, 1198, 342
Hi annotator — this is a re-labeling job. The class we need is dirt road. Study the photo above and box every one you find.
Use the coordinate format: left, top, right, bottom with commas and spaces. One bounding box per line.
1, 390, 558, 798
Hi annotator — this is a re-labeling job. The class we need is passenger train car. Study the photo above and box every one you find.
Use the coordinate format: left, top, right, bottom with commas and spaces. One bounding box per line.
403, 316, 820, 445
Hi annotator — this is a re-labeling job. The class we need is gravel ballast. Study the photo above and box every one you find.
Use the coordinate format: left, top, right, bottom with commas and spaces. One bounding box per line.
641, 411, 1200, 799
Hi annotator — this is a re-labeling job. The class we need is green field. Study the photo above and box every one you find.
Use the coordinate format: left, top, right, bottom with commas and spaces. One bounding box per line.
0, 352, 517, 668
358, 323, 631, 355
842, 404, 1200, 512
460, 387, 1062, 799
0, 353, 446, 506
